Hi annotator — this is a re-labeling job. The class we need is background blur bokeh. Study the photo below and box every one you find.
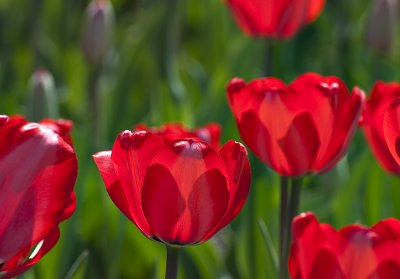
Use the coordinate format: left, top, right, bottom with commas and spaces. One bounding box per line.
2, 0, 400, 278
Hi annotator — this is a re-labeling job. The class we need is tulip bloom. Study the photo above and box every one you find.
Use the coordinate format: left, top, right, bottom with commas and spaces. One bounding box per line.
290, 212, 400, 279
93, 127, 250, 245
362, 81, 400, 174
225, 0, 326, 39
227, 73, 364, 176
0, 115, 77, 279
134, 123, 221, 149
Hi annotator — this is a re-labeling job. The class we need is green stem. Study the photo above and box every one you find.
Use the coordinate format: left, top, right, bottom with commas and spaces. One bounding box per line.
279, 176, 289, 279
279, 176, 303, 279
88, 64, 102, 150
249, 182, 257, 278
264, 40, 275, 77
287, 177, 303, 257
165, 246, 180, 279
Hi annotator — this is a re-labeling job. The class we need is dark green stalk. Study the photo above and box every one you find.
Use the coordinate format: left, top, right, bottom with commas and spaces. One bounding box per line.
165, 246, 180, 279
264, 40, 275, 77
286, 177, 303, 258
88, 64, 102, 150
248, 182, 257, 279
279, 176, 290, 279
279, 176, 303, 279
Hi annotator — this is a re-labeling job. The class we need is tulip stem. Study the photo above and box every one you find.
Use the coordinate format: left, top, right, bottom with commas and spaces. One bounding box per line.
165, 246, 180, 279
279, 176, 303, 279
264, 40, 275, 77
279, 176, 289, 279
88, 64, 102, 150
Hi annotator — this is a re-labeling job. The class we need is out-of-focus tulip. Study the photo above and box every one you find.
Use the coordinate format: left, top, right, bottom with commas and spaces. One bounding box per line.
362, 81, 400, 174
225, 0, 326, 39
81, 0, 114, 65
27, 69, 57, 122
0, 115, 77, 279
134, 123, 221, 149
383, 98, 400, 168
227, 73, 364, 176
365, 0, 398, 54
289, 212, 400, 279
93, 127, 250, 245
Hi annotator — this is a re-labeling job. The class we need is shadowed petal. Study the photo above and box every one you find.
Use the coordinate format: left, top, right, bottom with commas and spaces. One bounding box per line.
92, 151, 132, 224
278, 112, 320, 175
110, 130, 164, 237
210, 140, 251, 235
383, 99, 400, 167
142, 139, 230, 244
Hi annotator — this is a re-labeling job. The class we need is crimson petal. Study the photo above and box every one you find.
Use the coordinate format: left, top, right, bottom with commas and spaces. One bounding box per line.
109, 130, 164, 237
0, 118, 77, 263
142, 139, 230, 244
211, 140, 251, 235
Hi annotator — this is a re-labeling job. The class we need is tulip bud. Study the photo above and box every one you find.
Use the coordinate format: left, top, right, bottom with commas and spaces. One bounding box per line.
365, 0, 398, 54
81, 0, 114, 65
27, 69, 58, 121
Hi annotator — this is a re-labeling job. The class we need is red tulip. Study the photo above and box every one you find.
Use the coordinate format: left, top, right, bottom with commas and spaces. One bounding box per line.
0, 115, 78, 279
134, 123, 221, 149
227, 73, 364, 176
362, 81, 400, 174
225, 0, 326, 39
93, 127, 250, 245
289, 212, 400, 279
383, 98, 400, 169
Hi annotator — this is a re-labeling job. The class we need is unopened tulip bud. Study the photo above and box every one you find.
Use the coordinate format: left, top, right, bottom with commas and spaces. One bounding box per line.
27, 69, 58, 121
365, 0, 398, 54
81, 0, 114, 65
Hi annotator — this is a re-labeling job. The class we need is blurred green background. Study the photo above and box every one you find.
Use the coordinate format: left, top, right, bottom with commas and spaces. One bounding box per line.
1, 0, 400, 278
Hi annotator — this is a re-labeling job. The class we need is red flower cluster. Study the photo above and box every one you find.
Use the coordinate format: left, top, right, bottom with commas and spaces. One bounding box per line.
227, 73, 364, 176
93, 125, 250, 245
0, 116, 77, 279
362, 81, 400, 174
290, 212, 400, 279
226, 0, 325, 38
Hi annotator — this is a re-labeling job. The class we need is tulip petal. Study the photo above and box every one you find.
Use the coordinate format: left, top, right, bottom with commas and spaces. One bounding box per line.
142, 139, 230, 244
226, 0, 324, 38
109, 130, 164, 237
363, 81, 400, 174
227, 77, 249, 119
0, 118, 77, 263
92, 151, 132, 222
383, 99, 400, 167
210, 140, 251, 236
277, 0, 309, 38
278, 112, 320, 175
1, 228, 60, 279
309, 249, 345, 279
141, 164, 185, 244
238, 111, 274, 168
40, 118, 74, 146
337, 226, 378, 278
60, 192, 76, 221
368, 260, 400, 279
307, 0, 325, 22
290, 213, 330, 278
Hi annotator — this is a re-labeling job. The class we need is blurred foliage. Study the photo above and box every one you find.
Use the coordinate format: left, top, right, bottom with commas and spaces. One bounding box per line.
0, 0, 399, 278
